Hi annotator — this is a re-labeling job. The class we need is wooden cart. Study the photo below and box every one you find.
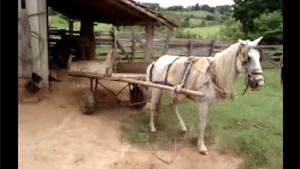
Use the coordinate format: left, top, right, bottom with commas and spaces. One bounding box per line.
68, 51, 205, 114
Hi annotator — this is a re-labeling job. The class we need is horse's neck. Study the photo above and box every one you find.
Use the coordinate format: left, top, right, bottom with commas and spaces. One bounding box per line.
213, 43, 240, 96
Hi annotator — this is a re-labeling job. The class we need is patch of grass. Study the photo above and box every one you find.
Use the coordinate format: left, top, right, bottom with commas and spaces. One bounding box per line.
94, 23, 112, 32
49, 15, 111, 32
182, 25, 221, 39
49, 15, 68, 29
122, 68, 282, 169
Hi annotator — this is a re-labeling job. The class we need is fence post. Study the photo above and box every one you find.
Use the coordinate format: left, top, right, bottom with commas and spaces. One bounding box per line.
111, 27, 117, 70
68, 19, 73, 38
209, 40, 215, 56
163, 34, 170, 54
131, 31, 135, 61
144, 23, 154, 61
188, 40, 193, 56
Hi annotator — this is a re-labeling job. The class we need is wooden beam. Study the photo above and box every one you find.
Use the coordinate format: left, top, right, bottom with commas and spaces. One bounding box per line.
144, 24, 154, 61
116, 40, 130, 59
110, 78, 205, 97
112, 27, 117, 70
117, 0, 177, 29
79, 20, 95, 60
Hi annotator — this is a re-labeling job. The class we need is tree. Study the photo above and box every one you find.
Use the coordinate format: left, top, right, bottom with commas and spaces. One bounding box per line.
215, 5, 233, 15
194, 3, 200, 10
182, 16, 191, 27
200, 20, 206, 27
250, 10, 283, 43
167, 5, 185, 11
200, 5, 211, 11
206, 14, 215, 21
214, 10, 221, 23
232, 0, 282, 36
219, 18, 244, 42
142, 3, 161, 10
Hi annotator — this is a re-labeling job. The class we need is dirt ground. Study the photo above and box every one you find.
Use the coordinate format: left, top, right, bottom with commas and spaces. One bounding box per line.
18, 70, 244, 169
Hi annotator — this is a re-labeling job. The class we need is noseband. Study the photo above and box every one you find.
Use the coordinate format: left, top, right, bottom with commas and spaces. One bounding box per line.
237, 45, 263, 95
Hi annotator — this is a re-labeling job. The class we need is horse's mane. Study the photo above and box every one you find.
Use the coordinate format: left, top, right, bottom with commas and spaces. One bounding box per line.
212, 43, 240, 97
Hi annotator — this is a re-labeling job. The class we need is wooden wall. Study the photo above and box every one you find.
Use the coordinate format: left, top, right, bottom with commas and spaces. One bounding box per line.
18, 0, 49, 85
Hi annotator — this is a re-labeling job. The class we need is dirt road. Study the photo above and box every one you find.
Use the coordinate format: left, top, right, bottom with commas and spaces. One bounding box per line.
18, 71, 243, 169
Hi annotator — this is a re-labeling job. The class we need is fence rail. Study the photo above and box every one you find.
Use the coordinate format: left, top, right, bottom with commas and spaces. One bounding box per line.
48, 29, 283, 64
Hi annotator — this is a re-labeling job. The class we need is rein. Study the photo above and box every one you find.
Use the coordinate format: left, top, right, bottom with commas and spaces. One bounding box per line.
205, 58, 229, 98
194, 45, 250, 98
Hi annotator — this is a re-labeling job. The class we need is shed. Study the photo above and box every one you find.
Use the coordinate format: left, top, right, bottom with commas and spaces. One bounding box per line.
18, 0, 178, 93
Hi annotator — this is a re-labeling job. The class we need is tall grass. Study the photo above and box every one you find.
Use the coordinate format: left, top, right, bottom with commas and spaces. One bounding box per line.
122, 68, 282, 169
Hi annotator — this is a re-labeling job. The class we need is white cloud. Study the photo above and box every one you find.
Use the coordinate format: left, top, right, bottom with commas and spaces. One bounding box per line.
136, 0, 234, 7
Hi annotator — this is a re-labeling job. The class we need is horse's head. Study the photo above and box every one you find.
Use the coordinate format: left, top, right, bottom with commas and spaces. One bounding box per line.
236, 37, 265, 90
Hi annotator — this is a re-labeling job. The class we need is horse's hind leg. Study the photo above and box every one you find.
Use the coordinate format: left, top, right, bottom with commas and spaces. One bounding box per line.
197, 101, 209, 155
149, 88, 162, 132
171, 99, 187, 132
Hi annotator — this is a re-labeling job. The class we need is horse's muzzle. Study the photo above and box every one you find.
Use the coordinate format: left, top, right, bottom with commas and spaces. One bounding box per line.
249, 74, 264, 90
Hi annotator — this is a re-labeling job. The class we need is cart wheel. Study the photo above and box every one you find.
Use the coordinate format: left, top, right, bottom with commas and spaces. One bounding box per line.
80, 89, 95, 114
129, 85, 147, 109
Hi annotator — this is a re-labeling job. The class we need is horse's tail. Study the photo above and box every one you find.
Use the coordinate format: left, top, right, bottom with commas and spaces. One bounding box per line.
146, 61, 156, 82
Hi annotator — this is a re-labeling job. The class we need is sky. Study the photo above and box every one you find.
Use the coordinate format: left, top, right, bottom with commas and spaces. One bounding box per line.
136, 0, 234, 7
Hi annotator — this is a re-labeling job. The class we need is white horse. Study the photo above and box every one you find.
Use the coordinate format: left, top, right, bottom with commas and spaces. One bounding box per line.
146, 37, 265, 155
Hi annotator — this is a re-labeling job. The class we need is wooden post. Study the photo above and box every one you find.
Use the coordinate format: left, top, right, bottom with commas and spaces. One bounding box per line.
144, 23, 154, 61
112, 27, 117, 70
163, 34, 170, 54
188, 40, 193, 56
69, 19, 73, 38
79, 20, 95, 60
209, 40, 215, 56
23, 0, 49, 87
131, 31, 136, 61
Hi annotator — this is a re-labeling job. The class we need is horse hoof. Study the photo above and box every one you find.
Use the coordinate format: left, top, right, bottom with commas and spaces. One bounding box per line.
199, 150, 209, 155
150, 128, 156, 132
181, 128, 187, 133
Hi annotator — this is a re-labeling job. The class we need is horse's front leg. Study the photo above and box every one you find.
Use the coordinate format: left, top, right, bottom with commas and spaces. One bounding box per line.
197, 101, 209, 155
171, 99, 187, 132
149, 89, 162, 132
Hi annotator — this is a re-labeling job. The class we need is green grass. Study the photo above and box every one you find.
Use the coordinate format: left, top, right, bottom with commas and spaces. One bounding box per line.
49, 15, 69, 29
49, 15, 111, 32
122, 68, 282, 169
94, 23, 112, 32
182, 25, 221, 39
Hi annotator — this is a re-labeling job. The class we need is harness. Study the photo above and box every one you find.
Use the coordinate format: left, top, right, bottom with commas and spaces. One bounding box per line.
150, 56, 199, 89
149, 44, 252, 99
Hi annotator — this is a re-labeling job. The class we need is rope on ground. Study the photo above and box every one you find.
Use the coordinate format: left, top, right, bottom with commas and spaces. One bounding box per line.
145, 135, 177, 165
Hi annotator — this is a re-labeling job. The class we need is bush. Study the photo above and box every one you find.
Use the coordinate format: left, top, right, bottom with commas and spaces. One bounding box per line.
182, 16, 191, 27
206, 14, 215, 21
219, 18, 245, 42
250, 10, 283, 44
175, 29, 185, 38
200, 20, 207, 27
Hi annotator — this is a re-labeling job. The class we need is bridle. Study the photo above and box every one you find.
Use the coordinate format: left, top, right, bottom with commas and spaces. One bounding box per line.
205, 44, 262, 97
237, 45, 264, 95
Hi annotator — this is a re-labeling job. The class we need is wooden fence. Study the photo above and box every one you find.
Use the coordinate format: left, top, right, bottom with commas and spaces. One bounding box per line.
48, 29, 283, 64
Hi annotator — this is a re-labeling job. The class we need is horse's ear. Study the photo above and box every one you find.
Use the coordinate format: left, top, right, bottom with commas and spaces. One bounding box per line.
249, 36, 263, 47
239, 39, 247, 46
